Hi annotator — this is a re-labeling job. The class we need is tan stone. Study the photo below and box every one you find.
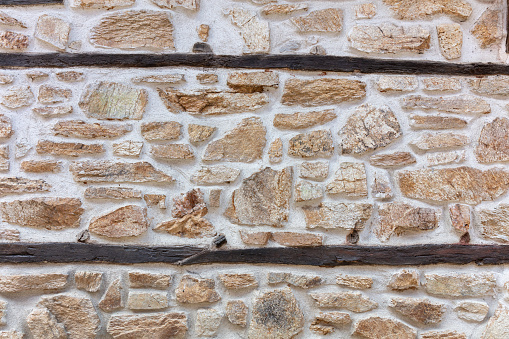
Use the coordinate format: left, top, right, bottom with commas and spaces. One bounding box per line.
175, 275, 220, 303
376, 76, 418, 92
171, 188, 206, 218
70, 160, 174, 183
107, 313, 187, 339
75, 272, 102, 292
422, 77, 462, 91
291, 8, 342, 32
196, 309, 222, 337
84, 187, 142, 200
99, 279, 122, 312
90, 11, 174, 50
294, 180, 323, 202
208, 189, 221, 208
89, 205, 148, 238
154, 208, 215, 238
226, 300, 248, 327
0, 177, 50, 195
310, 311, 351, 334
0, 198, 83, 229
151, 0, 197, 10
388, 270, 419, 291
400, 95, 491, 114
33, 106, 73, 117
410, 115, 467, 130
191, 165, 240, 185
35, 15, 70, 50
472, 8, 502, 48
449, 204, 470, 234
425, 273, 496, 297
340, 104, 402, 155
455, 301, 489, 322
476, 204, 509, 242
268, 272, 321, 289
27, 307, 67, 339
127, 292, 168, 310
21, 160, 61, 173
129, 272, 171, 289
288, 130, 334, 158
268, 138, 283, 164
26, 71, 48, 81
272, 232, 323, 247
355, 3, 376, 19
437, 23, 462, 60
398, 167, 509, 204
38, 85, 71, 104
0, 274, 67, 293
56, 71, 84, 82
426, 150, 466, 166
326, 162, 367, 196
420, 331, 467, 339
188, 124, 216, 143
391, 297, 445, 325
132, 73, 184, 84
197, 24, 209, 42
141, 121, 181, 141
226, 8, 269, 54
0, 12, 25, 28
382, 0, 471, 20
0, 74, 13, 85
482, 304, 509, 339
376, 202, 439, 242
353, 317, 416, 339
239, 230, 271, 245
53, 120, 131, 139
112, 141, 143, 157
0, 332, 22, 339
79, 82, 147, 120
336, 275, 373, 289
143, 194, 166, 209
36, 140, 105, 157
71, 0, 134, 8
311, 292, 377, 312
273, 109, 336, 130
0, 115, 12, 138
303, 202, 373, 230
411, 132, 469, 151
0, 31, 28, 50
281, 78, 366, 106
372, 171, 393, 200
348, 23, 430, 53
249, 288, 303, 339
218, 273, 257, 289
0, 228, 19, 241
299, 161, 328, 180
476, 117, 509, 163
225, 167, 292, 226
227, 71, 278, 93
158, 88, 268, 115
196, 73, 218, 84
2, 85, 33, 108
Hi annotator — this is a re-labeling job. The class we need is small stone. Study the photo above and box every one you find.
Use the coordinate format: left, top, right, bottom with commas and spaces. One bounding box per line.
26, 71, 48, 81
33, 106, 73, 117
376, 76, 418, 92
0, 198, 83, 229
303, 202, 373, 230
326, 162, 367, 197
449, 204, 470, 234
410, 115, 467, 130
188, 124, 216, 144
426, 150, 466, 166
225, 167, 292, 227
79, 82, 147, 120
171, 188, 206, 218
143, 194, 166, 209
353, 317, 416, 339
291, 8, 342, 32
191, 166, 240, 185
437, 23, 462, 60
56, 71, 84, 82
38, 85, 71, 104
249, 288, 303, 339
107, 313, 187, 339
262, 4, 307, 16
271, 232, 323, 247
218, 273, 258, 290
400, 95, 491, 114
420, 331, 467, 339
84, 187, 142, 200
27, 307, 67, 339
197, 73, 218, 84
382, 0, 472, 21
411, 132, 469, 151
375, 202, 439, 242
71, 0, 134, 9
348, 23, 430, 54
208, 189, 221, 208
268, 272, 322, 289
197, 24, 209, 42
310, 311, 351, 334
99, 279, 122, 312
422, 77, 462, 91
336, 275, 373, 289
309, 45, 326, 55
0, 12, 26, 28
226, 300, 248, 327
455, 301, 489, 322
141, 121, 181, 141
132, 73, 184, 84
2, 85, 33, 108
355, 3, 376, 19
151, 0, 198, 10
372, 171, 393, 200
299, 161, 328, 181
75, 271, 103, 292
226, 8, 269, 54
70, 160, 174, 183
310, 292, 377, 312
369, 151, 417, 168
0, 228, 19, 241
294, 180, 323, 202
227, 71, 278, 93
89, 205, 148, 238
476, 118, 509, 163
129, 272, 171, 289
268, 138, 283, 164
476, 204, 509, 242
239, 230, 271, 245
0, 273, 67, 293
391, 297, 445, 325
20, 160, 61, 173
425, 273, 496, 297
0, 74, 13, 85
36, 140, 105, 157
0, 31, 27, 51
127, 292, 168, 310
0, 115, 12, 138
196, 309, 222, 337
175, 275, 220, 304
472, 8, 502, 48
112, 141, 143, 157
288, 130, 334, 158
273, 109, 337, 130
53, 120, 132, 139
281, 78, 366, 107
0, 177, 50, 195
90, 10, 174, 50
35, 15, 70, 50
388, 270, 419, 291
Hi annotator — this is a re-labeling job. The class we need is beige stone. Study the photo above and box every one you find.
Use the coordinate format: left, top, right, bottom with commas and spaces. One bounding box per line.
71, 0, 134, 9
411, 132, 469, 151
127, 292, 168, 310
99, 279, 122, 312
0, 12, 25, 28
27, 307, 67, 339
382, 0, 471, 20
470, 76, 509, 98
262, 4, 307, 16
70, 160, 174, 183
21, 160, 61, 173
197, 24, 209, 42
299, 161, 328, 180
273, 109, 336, 130
482, 304, 509, 339
154, 209, 215, 238
455, 301, 489, 322
89, 205, 148, 238
376, 76, 418, 92
294, 180, 323, 202
476, 204, 509, 242
0, 228, 19, 242
410, 115, 467, 130
353, 317, 416, 339
425, 273, 496, 297
33, 105, 73, 117
191, 165, 240, 185
303, 202, 373, 230
53, 120, 132, 138
171, 188, 206, 218
151, 0, 197, 10
288, 130, 334, 158
132, 73, 184, 84
311, 292, 377, 312
75, 271, 102, 292
437, 23, 462, 60
151, 144, 194, 160
227, 71, 278, 93
398, 167, 509, 204
0, 198, 83, 229
272, 232, 323, 247
141, 121, 181, 141
36, 140, 105, 157
90, 11, 174, 50
426, 150, 466, 166
388, 270, 419, 291
0, 332, 22, 339
281, 78, 366, 106
340, 104, 402, 155
291, 8, 342, 32
0, 115, 12, 138
225, 167, 292, 226
176, 275, 220, 303
268, 272, 322, 289
449, 204, 470, 234
310, 311, 351, 334
84, 187, 142, 200
372, 171, 393, 200
79, 82, 147, 120
355, 3, 376, 19
268, 138, 283, 164
107, 313, 187, 339
239, 230, 271, 245
226, 8, 269, 54
188, 124, 216, 143
2, 85, 33, 108
326, 162, 367, 196
336, 275, 373, 289
208, 189, 221, 208
0, 274, 67, 293
219, 273, 258, 289
196, 73, 218, 84
249, 288, 303, 339
56, 71, 84, 82
0, 177, 50, 195
0, 31, 28, 50
196, 309, 222, 337
143, 194, 166, 209
35, 15, 70, 50
391, 297, 445, 325
26, 71, 48, 81
422, 77, 462, 91
472, 8, 502, 48
400, 95, 491, 114
0, 74, 13, 85
112, 141, 143, 157
226, 300, 248, 327
476, 118, 509, 163
38, 85, 71, 104
420, 331, 466, 339
129, 272, 171, 289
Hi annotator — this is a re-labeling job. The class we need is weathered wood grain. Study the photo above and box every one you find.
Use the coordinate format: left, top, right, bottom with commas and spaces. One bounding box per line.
0, 0, 62, 5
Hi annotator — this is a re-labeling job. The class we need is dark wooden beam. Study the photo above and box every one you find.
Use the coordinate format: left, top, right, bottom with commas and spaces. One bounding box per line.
1, 243, 509, 266
0, 0, 62, 5
2, 53, 509, 75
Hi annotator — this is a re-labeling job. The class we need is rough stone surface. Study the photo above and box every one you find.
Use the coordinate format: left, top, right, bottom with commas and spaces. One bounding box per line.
141, 121, 181, 141
299, 161, 328, 181
36, 140, 105, 157
288, 130, 334, 158
27, 307, 67, 339
291, 8, 343, 32
107, 313, 187, 339
310, 292, 378, 312
376, 76, 418, 92
268, 138, 283, 164
0, 274, 67, 293
273, 109, 336, 130
188, 124, 216, 144
476, 118, 509, 163
294, 180, 323, 202
0, 228, 19, 241
53, 120, 132, 140
171, 188, 206, 218
38, 85, 71, 104
262, 4, 308, 16
382, 0, 472, 20
353, 317, 416, 339
0, 177, 50, 195
390, 297, 445, 325
226, 300, 248, 327
20, 160, 60, 173
455, 301, 489, 322
482, 304, 509, 339
388, 270, 420, 290
272, 232, 323, 247
129, 272, 171, 289
421, 331, 467, 339
33, 106, 73, 117
144, 194, 166, 209
71, 0, 134, 9
437, 24, 462, 60
239, 230, 271, 245
410, 115, 467, 130
151, 144, 194, 160
426, 150, 466, 166
400, 95, 491, 114
372, 171, 393, 200
132, 73, 184, 84
175, 275, 220, 304
127, 292, 168, 310
303, 202, 373, 230
84, 187, 142, 200
355, 3, 377, 19
197, 24, 209, 42
99, 279, 122, 312
191, 165, 240, 185
208, 189, 221, 208
70, 161, 174, 183
151, 0, 197, 9
35, 15, 70, 50
336, 275, 373, 289
411, 132, 469, 151
326, 162, 367, 196
89, 205, 148, 238
449, 204, 470, 234
196, 73, 218, 84
112, 141, 143, 157
227, 71, 278, 93
75, 272, 102, 292
196, 309, 222, 337
2, 86, 33, 108
0, 12, 25, 28
0, 31, 28, 50
425, 273, 496, 297
476, 204, 509, 242
56, 71, 84, 82
219, 274, 258, 289
0, 115, 12, 138
226, 8, 269, 54
471, 8, 502, 48
268, 272, 322, 289
422, 77, 462, 91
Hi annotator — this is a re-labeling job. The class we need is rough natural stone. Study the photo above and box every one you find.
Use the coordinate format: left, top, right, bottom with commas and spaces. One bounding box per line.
35, 15, 70, 50
196, 309, 222, 337
0, 198, 83, 229
0, 228, 19, 241
376, 202, 439, 241
382, 0, 471, 20
0, 115, 12, 138
398, 167, 509, 204
0, 31, 28, 49
400, 95, 491, 114
27, 307, 67, 339
33, 106, 73, 117
311, 292, 377, 312
21, 160, 61, 173
0, 74, 13, 85
326, 162, 367, 196
141, 121, 181, 141
422, 77, 462, 91
171, 188, 206, 218
79, 82, 147, 120
471, 8, 502, 48
2, 85, 33, 108
355, 3, 376, 19
129, 272, 171, 289
226, 300, 248, 327
410, 115, 467, 130
208, 189, 221, 208
262, 4, 307, 16
0, 12, 25, 28
107, 313, 187, 339
340, 104, 402, 155
353, 317, 416, 339
376, 76, 418, 92
151, 0, 197, 9
127, 292, 168, 310
132, 73, 184, 84
175, 275, 220, 304
75, 271, 102, 292
90, 10, 174, 50
348, 23, 430, 54
388, 270, 419, 291
0, 177, 50, 195
188, 124, 216, 144
71, 0, 134, 9
272, 232, 323, 247
372, 171, 393, 200
420, 331, 467, 339
53, 120, 132, 139
288, 130, 334, 158
225, 167, 292, 226
84, 187, 142, 200
281, 78, 366, 106
449, 204, 470, 234
197, 73, 218, 84
391, 297, 445, 325
303, 202, 373, 230
291, 8, 342, 32
0, 332, 22, 339
89, 205, 148, 238
455, 301, 489, 322
249, 288, 303, 339
36, 140, 105, 157
411, 132, 469, 151
191, 166, 240, 185
112, 141, 143, 157
227, 71, 278, 93
425, 273, 496, 297
437, 23, 462, 60
226, 8, 269, 54
38, 85, 71, 104
144, 194, 166, 209
476, 118, 509, 163
219, 274, 258, 289
336, 275, 373, 289
476, 204, 509, 242
273, 109, 336, 130
56, 71, 84, 82
196, 24, 209, 42
70, 160, 174, 183
268, 272, 322, 289
0, 274, 67, 293
99, 279, 122, 312
294, 180, 323, 202
299, 161, 328, 181
26, 71, 48, 81
14, 141, 30, 158
239, 230, 271, 245
268, 138, 283, 164
151, 144, 194, 160
426, 150, 466, 166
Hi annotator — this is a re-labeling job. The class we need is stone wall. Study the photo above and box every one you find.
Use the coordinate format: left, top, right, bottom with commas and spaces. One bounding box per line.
0, 0, 507, 338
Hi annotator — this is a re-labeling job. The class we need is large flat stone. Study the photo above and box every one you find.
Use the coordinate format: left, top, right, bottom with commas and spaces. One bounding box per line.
70, 161, 174, 183
281, 78, 366, 106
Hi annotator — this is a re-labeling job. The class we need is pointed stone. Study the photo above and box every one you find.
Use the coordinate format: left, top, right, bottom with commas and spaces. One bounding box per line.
99, 279, 123, 312
226, 8, 269, 54
89, 205, 148, 238
390, 297, 445, 325
472, 8, 502, 48
35, 15, 70, 50
75, 271, 103, 292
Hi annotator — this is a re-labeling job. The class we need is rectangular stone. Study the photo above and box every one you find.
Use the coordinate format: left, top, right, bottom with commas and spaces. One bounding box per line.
84, 187, 142, 199
129, 272, 171, 289
425, 273, 496, 297
53, 120, 132, 138
70, 161, 174, 183
36, 140, 105, 157
0, 274, 67, 293
281, 78, 366, 106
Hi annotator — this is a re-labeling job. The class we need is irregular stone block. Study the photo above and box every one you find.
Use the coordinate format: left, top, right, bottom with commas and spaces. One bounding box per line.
89, 205, 148, 238
472, 8, 502, 48
425, 273, 496, 297
155, 208, 215, 238
281, 78, 366, 106
0, 115, 12, 138
53, 120, 132, 139
400, 95, 491, 114
0, 177, 50, 195
369, 151, 416, 167
226, 8, 269, 54
476, 117, 509, 163
376, 76, 418, 92
84, 187, 142, 200
196, 73, 218, 84
294, 180, 323, 202
0, 31, 28, 50
288, 130, 334, 158
151, 0, 197, 10
99, 279, 122, 312
421, 331, 466, 339
273, 109, 336, 129
482, 304, 509, 339
75, 271, 102, 292
112, 141, 143, 157
0, 274, 67, 293
188, 124, 216, 143
227, 71, 278, 93
437, 23, 462, 60
171, 188, 206, 218
310, 292, 377, 312
38, 85, 71, 104
268, 272, 322, 289
71, 0, 134, 9
33, 106, 73, 117
226, 300, 248, 327
268, 138, 283, 164
132, 73, 184, 84
388, 270, 419, 291
27, 307, 67, 339
196, 309, 222, 337
353, 317, 416, 339
426, 150, 466, 166
477, 204, 509, 242
35, 15, 70, 50
56, 71, 84, 82
151, 144, 194, 160
410, 132, 469, 151
355, 3, 377, 19
336, 275, 373, 289
382, 0, 471, 20
299, 161, 328, 180
127, 292, 168, 310
455, 301, 489, 322
21, 160, 61, 173
141, 121, 181, 141
262, 4, 308, 16
239, 230, 271, 245
422, 77, 462, 91
107, 313, 187, 338
449, 204, 470, 234
143, 194, 166, 209
0, 12, 25, 28
218, 273, 258, 289
175, 275, 220, 304
410, 115, 467, 130
208, 189, 221, 208
372, 171, 393, 200
191, 165, 240, 185
2, 85, 33, 108
291, 8, 342, 32
303, 202, 373, 230
326, 162, 367, 196
272, 232, 323, 247
391, 297, 445, 325
197, 24, 209, 42
129, 272, 171, 289
0, 228, 19, 242
36, 140, 105, 157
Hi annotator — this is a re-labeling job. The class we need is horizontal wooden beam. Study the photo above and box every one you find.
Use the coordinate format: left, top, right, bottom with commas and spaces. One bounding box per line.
0, 0, 62, 5
1, 243, 509, 266
1, 53, 509, 75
